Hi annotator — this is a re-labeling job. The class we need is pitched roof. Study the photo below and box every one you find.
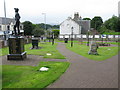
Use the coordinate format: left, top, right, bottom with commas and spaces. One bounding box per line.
0, 17, 15, 25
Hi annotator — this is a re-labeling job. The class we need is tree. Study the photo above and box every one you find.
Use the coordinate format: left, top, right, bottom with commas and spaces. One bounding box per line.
98, 25, 109, 34
83, 18, 91, 20
37, 23, 59, 30
52, 29, 60, 38
104, 16, 120, 32
32, 25, 45, 37
52, 25, 59, 29
91, 16, 103, 31
22, 21, 34, 35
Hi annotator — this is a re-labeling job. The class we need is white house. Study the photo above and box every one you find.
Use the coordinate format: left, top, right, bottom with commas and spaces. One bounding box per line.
0, 17, 15, 31
0, 17, 23, 31
59, 12, 90, 39
0, 17, 24, 40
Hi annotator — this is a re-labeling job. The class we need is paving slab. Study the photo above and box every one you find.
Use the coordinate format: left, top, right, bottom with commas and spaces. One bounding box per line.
1, 55, 43, 66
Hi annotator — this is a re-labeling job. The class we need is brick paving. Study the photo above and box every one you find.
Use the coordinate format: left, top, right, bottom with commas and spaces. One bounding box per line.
47, 42, 118, 88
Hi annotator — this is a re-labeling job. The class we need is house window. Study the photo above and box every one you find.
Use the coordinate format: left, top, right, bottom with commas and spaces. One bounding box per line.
20, 26, 22, 30
67, 24, 70, 27
67, 24, 69, 26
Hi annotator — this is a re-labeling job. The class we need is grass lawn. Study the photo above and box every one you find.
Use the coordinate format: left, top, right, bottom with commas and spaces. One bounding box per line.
0, 42, 65, 59
0, 47, 8, 56
2, 61, 70, 88
79, 41, 120, 46
105, 42, 120, 46
25, 42, 65, 59
55, 39, 79, 43
66, 42, 119, 61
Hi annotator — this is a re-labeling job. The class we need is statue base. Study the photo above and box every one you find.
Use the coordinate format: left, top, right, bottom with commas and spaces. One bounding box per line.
7, 36, 27, 60
7, 52, 27, 60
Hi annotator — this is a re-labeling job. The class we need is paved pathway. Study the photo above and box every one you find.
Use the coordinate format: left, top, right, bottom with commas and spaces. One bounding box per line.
1, 55, 44, 66
47, 42, 118, 88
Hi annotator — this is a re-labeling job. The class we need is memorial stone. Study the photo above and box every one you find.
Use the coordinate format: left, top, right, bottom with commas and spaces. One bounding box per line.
31, 37, 39, 49
7, 8, 27, 60
64, 38, 68, 43
88, 41, 98, 55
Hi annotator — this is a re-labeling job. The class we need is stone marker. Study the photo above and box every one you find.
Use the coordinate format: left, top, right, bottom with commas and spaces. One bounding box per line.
31, 37, 39, 49
64, 38, 68, 43
88, 41, 98, 55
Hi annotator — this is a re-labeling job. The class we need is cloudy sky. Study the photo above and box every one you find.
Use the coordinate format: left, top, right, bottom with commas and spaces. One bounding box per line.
0, 0, 119, 24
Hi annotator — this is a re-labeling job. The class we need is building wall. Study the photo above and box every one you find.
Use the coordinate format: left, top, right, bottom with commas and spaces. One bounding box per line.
60, 18, 81, 35
0, 24, 14, 31
0, 17, 15, 31
78, 20, 90, 34
0, 17, 23, 31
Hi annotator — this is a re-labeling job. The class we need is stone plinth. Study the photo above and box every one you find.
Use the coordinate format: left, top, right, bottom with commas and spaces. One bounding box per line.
7, 36, 27, 60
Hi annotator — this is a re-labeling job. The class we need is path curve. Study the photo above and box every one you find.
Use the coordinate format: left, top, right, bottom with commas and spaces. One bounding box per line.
47, 42, 118, 88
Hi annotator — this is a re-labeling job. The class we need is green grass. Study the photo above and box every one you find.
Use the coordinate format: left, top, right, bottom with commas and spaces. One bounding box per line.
103, 32, 120, 35
2, 61, 70, 88
55, 39, 80, 43
79, 41, 120, 46
66, 43, 119, 61
0, 66, 2, 90
0, 47, 8, 56
104, 42, 120, 46
0, 42, 65, 59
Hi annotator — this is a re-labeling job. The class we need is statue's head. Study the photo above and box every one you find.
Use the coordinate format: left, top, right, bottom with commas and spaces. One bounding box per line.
14, 8, 19, 12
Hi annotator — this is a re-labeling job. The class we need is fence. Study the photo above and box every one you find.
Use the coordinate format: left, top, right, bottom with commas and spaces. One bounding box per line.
59, 34, 120, 41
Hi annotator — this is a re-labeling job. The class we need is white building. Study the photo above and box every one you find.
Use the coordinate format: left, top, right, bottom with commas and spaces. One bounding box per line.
0, 17, 23, 31
59, 12, 90, 39
0, 17, 15, 31
0, 17, 24, 40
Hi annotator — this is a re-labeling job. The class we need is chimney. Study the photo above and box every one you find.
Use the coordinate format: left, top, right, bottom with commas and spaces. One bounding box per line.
73, 12, 79, 21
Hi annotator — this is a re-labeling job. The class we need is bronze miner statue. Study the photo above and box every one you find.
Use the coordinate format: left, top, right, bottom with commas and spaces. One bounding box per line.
14, 8, 21, 35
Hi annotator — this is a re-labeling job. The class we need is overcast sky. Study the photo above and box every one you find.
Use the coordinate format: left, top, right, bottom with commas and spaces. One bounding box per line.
0, 0, 119, 24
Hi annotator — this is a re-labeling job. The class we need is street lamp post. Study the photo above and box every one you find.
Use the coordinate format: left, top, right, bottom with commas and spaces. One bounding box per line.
42, 13, 46, 30
87, 30, 90, 46
71, 27, 73, 47
42, 13, 47, 41
52, 31, 54, 45
4, 0, 7, 40
49, 29, 51, 42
